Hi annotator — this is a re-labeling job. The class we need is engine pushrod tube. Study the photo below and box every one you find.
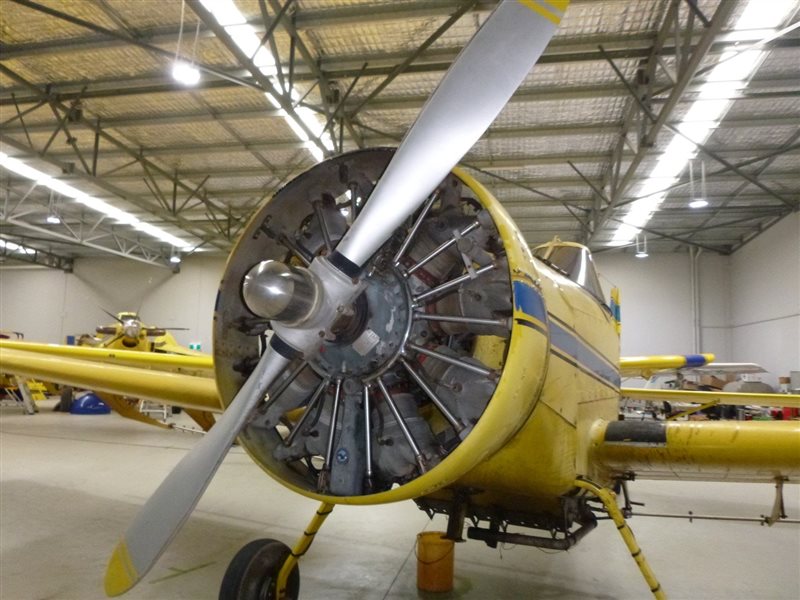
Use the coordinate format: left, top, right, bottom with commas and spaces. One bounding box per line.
375, 378, 427, 473
392, 192, 439, 266
323, 378, 343, 471
413, 312, 510, 328
349, 183, 359, 218
279, 232, 312, 266
399, 357, 463, 433
363, 384, 373, 483
285, 378, 329, 446
413, 263, 495, 305
406, 343, 493, 378
265, 359, 308, 408
313, 200, 333, 254
406, 220, 480, 276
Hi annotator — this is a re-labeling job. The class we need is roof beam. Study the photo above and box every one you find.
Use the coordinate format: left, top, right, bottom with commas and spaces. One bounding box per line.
594, 0, 736, 237
2, 69, 796, 106
0, 233, 74, 270
186, 0, 329, 159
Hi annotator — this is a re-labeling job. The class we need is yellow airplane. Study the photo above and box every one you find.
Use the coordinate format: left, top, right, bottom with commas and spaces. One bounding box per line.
1, 311, 216, 430
80, 309, 198, 354
0, 2, 798, 599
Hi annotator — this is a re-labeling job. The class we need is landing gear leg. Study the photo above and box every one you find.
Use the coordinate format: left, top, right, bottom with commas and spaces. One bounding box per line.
575, 479, 666, 600
275, 501, 335, 598
219, 502, 334, 600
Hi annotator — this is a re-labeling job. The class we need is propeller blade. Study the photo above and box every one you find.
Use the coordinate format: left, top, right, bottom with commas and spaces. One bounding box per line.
336, 0, 567, 268
104, 344, 289, 596
100, 307, 124, 324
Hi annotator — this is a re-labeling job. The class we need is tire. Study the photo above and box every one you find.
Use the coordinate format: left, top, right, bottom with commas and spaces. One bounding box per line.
56, 386, 74, 412
219, 538, 299, 600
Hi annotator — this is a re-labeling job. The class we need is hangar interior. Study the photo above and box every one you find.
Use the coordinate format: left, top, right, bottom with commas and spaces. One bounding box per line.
1, 0, 799, 599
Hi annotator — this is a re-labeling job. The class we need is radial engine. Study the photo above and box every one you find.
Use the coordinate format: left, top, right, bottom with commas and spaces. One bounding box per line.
214, 148, 555, 504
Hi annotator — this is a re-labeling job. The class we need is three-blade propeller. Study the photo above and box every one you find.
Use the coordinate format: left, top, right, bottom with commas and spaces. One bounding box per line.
105, 0, 567, 595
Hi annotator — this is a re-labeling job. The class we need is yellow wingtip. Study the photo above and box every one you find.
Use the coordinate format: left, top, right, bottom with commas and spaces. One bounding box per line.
104, 540, 138, 597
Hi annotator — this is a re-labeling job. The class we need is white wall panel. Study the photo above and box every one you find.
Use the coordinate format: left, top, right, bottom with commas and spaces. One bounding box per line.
729, 213, 800, 386
0, 256, 225, 352
594, 252, 730, 360
0, 267, 68, 342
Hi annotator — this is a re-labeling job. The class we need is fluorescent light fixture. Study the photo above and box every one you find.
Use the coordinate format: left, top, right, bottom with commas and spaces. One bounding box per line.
172, 60, 201, 86
0, 238, 36, 255
610, 0, 796, 246
689, 199, 709, 209
634, 235, 648, 258
201, 0, 246, 26
46, 214, 61, 224
0, 151, 194, 250
199, 0, 334, 163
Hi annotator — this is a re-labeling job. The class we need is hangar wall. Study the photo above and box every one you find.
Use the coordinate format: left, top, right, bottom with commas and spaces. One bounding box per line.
593, 252, 731, 360
728, 212, 800, 387
594, 212, 800, 387
0, 256, 225, 352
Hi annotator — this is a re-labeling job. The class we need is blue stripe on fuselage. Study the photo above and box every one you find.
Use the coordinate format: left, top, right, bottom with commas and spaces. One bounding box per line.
549, 319, 620, 388
511, 279, 618, 388
513, 280, 547, 323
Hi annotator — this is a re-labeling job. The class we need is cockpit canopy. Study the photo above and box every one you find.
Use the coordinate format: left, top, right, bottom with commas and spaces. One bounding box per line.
533, 239, 605, 304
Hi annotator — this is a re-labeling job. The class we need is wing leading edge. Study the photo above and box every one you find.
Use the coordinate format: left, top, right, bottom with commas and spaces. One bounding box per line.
0, 347, 221, 413
620, 353, 715, 378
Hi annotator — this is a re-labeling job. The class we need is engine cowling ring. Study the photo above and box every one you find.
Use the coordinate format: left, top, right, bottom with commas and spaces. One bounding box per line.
213, 149, 550, 504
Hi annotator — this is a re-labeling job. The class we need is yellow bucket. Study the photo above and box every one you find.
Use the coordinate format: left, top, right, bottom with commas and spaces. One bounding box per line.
416, 531, 454, 592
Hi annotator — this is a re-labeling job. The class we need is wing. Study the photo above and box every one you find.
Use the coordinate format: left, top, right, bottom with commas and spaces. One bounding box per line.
619, 353, 715, 378
0, 339, 213, 372
679, 362, 766, 375
0, 344, 221, 413
621, 387, 800, 409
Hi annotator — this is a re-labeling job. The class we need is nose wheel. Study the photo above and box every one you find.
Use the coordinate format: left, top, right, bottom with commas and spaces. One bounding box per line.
220, 502, 334, 600
219, 538, 299, 600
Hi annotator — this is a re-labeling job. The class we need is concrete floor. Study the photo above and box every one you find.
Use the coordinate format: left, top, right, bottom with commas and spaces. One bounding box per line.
1, 401, 798, 600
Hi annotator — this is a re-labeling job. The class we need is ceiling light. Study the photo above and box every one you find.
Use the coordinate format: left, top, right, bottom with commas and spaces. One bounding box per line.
0, 152, 194, 250
172, 61, 201, 86
46, 214, 61, 224
687, 160, 709, 209
610, 0, 796, 246
0, 238, 35, 255
199, 0, 334, 163
634, 235, 648, 258
172, 1, 201, 86
169, 253, 182, 264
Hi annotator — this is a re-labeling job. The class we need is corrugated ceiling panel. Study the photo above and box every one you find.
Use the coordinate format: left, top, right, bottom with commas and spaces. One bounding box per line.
556, 0, 670, 37
0, 0, 116, 43
492, 96, 628, 128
